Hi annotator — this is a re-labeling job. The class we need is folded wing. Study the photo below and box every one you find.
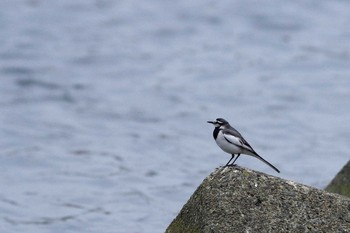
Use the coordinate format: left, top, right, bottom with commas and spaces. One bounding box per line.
223, 131, 280, 173
223, 133, 256, 155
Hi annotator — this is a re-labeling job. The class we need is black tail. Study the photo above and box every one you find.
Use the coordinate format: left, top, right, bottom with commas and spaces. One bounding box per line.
252, 152, 280, 173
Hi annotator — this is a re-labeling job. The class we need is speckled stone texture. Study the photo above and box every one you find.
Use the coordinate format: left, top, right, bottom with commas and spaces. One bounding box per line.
166, 167, 350, 233
326, 160, 350, 198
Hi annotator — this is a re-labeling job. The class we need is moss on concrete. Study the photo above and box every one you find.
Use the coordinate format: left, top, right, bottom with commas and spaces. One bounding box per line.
325, 160, 350, 198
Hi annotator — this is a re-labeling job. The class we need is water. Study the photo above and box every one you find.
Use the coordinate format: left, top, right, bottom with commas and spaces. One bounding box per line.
1, 1, 350, 232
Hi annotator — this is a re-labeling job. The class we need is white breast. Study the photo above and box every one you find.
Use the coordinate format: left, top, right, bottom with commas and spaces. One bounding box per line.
215, 130, 243, 154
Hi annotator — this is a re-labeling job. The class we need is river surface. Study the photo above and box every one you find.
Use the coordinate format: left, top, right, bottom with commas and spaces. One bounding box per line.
1, 1, 350, 232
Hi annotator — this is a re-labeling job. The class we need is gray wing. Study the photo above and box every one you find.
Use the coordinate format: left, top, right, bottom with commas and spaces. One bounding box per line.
222, 127, 257, 154
223, 126, 280, 173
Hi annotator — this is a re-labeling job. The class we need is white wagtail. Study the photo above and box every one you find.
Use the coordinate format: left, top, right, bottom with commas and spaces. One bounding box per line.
208, 118, 280, 173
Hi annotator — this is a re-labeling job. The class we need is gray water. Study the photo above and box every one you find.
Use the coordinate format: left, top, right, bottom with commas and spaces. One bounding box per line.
1, 1, 350, 232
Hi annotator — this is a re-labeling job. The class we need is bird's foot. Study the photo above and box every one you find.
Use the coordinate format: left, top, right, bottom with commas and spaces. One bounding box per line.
224, 163, 237, 168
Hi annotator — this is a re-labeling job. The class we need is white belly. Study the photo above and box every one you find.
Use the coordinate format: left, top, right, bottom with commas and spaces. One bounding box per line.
215, 131, 243, 154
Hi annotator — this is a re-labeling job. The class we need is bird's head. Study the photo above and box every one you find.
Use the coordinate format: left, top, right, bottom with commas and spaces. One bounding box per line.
207, 118, 229, 128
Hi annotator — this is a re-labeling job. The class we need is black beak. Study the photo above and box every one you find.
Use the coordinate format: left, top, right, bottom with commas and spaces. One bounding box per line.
207, 120, 215, 124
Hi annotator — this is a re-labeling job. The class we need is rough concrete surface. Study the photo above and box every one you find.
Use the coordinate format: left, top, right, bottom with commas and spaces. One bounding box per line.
166, 166, 350, 233
326, 160, 350, 198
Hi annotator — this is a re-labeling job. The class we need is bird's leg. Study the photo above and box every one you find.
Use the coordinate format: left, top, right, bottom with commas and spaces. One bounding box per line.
230, 154, 240, 166
224, 154, 235, 167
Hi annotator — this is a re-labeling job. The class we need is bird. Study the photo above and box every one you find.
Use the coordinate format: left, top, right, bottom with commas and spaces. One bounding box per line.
207, 118, 280, 173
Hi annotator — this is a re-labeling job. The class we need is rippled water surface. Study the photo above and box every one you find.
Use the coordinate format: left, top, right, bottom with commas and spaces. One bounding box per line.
1, 1, 350, 232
